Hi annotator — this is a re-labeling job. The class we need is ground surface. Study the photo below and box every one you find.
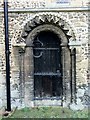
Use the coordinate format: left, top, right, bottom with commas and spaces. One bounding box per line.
3, 107, 88, 118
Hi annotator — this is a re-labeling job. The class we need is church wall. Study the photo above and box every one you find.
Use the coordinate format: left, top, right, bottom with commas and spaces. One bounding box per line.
0, 0, 89, 109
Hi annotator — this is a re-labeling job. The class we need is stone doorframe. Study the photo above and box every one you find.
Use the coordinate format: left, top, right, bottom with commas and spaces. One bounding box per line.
14, 14, 76, 107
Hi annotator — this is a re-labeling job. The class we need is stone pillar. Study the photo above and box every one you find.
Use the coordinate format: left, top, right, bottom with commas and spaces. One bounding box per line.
61, 45, 71, 105
18, 48, 25, 105
24, 47, 34, 107
70, 48, 76, 103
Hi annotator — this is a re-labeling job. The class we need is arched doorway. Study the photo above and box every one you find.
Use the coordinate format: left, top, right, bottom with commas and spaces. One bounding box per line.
16, 14, 76, 106
33, 31, 62, 98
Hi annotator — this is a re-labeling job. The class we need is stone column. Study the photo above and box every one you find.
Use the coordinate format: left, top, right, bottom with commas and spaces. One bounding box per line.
18, 48, 25, 105
61, 45, 71, 105
70, 48, 76, 103
24, 47, 34, 107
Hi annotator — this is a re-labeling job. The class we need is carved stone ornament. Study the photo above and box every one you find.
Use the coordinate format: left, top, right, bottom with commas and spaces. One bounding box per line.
17, 13, 76, 45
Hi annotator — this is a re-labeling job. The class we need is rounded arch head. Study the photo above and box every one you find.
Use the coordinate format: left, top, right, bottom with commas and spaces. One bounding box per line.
18, 14, 76, 46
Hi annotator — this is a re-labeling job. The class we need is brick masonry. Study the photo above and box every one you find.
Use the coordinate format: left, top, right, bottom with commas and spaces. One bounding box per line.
0, 0, 89, 110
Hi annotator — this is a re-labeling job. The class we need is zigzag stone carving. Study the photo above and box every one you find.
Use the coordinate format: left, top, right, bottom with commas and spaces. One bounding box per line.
17, 14, 75, 43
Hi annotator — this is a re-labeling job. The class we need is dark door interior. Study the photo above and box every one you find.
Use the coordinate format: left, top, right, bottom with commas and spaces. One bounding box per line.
33, 31, 62, 98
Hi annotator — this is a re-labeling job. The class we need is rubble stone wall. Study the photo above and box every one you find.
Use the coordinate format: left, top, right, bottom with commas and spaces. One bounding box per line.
0, 0, 89, 110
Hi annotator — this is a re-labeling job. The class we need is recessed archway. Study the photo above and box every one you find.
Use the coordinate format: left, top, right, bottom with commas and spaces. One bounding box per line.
15, 14, 76, 106
23, 23, 72, 105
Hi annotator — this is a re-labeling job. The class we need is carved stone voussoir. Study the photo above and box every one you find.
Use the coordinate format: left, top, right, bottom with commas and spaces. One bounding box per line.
18, 13, 76, 44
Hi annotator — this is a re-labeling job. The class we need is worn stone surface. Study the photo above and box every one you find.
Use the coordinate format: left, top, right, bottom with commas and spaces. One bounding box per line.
69, 102, 84, 111
0, 0, 89, 9
0, 0, 89, 110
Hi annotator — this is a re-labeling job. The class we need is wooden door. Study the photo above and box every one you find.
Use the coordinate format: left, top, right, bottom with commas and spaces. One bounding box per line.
33, 31, 62, 98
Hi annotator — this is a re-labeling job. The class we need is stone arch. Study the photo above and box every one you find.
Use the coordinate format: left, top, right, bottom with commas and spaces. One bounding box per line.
17, 13, 76, 44
26, 24, 68, 46
14, 13, 77, 107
